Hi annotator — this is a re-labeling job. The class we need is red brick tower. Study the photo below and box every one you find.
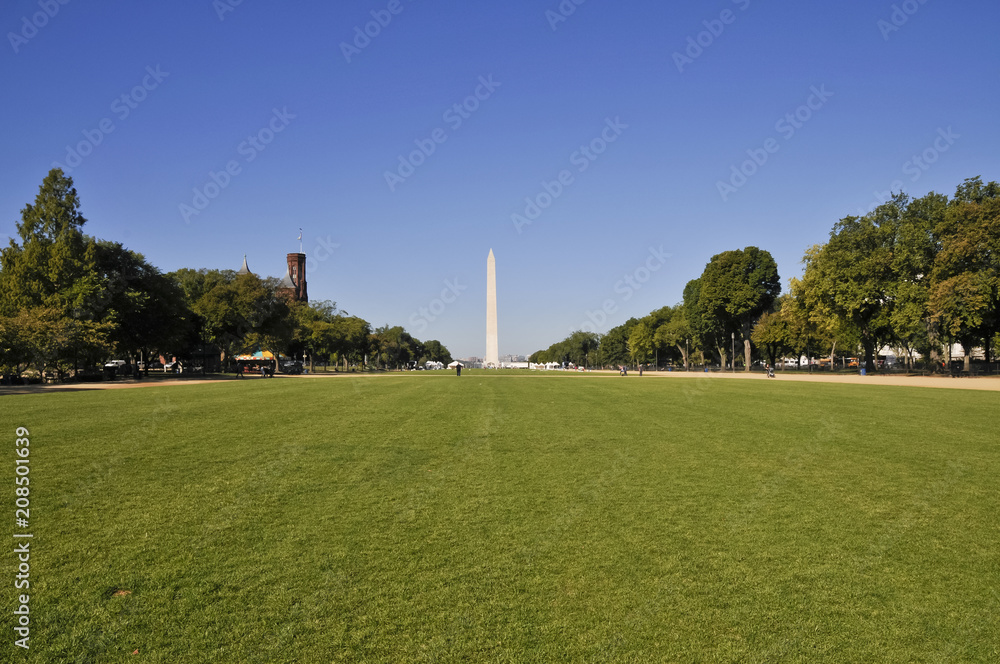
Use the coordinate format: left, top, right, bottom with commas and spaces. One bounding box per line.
284, 253, 307, 302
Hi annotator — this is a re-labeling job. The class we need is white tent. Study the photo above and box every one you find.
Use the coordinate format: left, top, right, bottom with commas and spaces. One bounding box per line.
447, 361, 464, 368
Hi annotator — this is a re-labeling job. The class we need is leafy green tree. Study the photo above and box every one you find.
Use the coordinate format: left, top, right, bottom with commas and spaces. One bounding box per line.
930, 177, 1000, 370
651, 305, 693, 369
0, 315, 31, 375
372, 325, 423, 369
530, 330, 601, 367
751, 303, 793, 369
789, 247, 861, 369
2, 307, 112, 377
529, 349, 548, 364
340, 317, 373, 368
627, 320, 654, 367
93, 241, 190, 364
799, 198, 905, 374
188, 272, 291, 367
170, 268, 237, 305
0, 169, 103, 317
696, 247, 780, 371
0, 169, 110, 374
889, 192, 946, 369
682, 278, 720, 367
601, 318, 638, 368
641, 306, 673, 368
287, 300, 340, 370
421, 339, 453, 365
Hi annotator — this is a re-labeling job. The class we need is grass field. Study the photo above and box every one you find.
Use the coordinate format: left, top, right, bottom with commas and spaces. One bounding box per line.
2, 373, 998, 662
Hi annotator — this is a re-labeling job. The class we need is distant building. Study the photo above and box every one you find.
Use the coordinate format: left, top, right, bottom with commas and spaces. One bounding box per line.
459, 357, 484, 369
237, 252, 308, 303
277, 253, 308, 302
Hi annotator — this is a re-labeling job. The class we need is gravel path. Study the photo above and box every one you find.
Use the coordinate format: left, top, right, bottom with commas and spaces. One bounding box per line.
3, 370, 998, 395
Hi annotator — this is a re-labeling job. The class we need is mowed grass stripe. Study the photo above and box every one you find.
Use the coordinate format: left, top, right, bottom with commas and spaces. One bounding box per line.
2, 376, 998, 662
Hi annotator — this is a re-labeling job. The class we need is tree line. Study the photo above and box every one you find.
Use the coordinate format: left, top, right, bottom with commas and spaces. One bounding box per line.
0, 169, 452, 379
532, 176, 1000, 374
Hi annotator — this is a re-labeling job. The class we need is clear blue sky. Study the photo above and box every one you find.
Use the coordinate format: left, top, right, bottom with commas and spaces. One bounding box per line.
2, 0, 997, 358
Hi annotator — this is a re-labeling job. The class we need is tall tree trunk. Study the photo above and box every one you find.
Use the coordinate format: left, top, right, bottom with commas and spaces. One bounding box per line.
675, 344, 689, 371
744, 338, 752, 372
863, 336, 876, 374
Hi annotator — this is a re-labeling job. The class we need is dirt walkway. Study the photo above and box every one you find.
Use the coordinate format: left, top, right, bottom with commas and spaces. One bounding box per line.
592, 369, 1000, 392
3, 370, 998, 395
0, 376, 242, 396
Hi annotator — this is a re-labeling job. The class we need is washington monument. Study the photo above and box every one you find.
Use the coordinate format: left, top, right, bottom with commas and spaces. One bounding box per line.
486, 249, 499, 367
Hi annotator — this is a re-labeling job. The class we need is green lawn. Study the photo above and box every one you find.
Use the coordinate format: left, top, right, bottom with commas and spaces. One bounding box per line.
2, 374, 998, 662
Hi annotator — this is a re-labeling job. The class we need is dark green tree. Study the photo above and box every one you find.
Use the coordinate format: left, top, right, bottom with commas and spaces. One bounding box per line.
695, 247, 781, 371
627, 320, 655, 367
187, 272, 291, 367
650, 305, 692, 369
421, 339, 453, 365
601, 318, 639, 368
0, 169, 103, 317
799, 199, 904, 374
0, 169, 110, 375
930, 177, 1000, 370
890, 192, 946, 369
682, 278, 720, 367
94, 240, 191, 365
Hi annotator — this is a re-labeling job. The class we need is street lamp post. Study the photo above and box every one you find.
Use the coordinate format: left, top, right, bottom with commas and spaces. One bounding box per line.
685, 338, 689, 372
731, 332, 735, 373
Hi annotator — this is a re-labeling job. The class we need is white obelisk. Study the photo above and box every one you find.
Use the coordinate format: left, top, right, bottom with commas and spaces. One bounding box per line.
486, 249, 499, 367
